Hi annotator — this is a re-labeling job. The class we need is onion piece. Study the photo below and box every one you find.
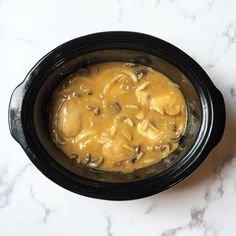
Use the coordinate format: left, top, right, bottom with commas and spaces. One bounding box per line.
102, 71, 138, 109
74, 129, 96, 142
135, 82, 151, 106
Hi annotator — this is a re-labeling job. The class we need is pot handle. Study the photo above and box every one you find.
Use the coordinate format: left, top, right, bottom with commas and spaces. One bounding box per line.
8, 82, 28, 149
209, 88, 226, 149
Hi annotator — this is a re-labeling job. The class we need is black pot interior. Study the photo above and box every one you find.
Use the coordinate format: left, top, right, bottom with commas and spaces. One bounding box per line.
33, 49, 201, 183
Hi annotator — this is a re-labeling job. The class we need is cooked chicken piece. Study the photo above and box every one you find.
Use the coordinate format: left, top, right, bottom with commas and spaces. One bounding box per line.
58, 98, 81, 137
102, 135, 132, 161
150, 94, 181, 116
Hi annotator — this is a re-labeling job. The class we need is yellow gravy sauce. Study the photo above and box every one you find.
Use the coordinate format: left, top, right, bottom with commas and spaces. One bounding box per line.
49, 62, 187, 173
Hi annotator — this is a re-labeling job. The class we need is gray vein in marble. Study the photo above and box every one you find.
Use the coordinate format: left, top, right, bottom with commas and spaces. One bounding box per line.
223, 24, 236, 44
183, 11, 196, 21
207, 24, 236, 69
207, 36, 224, 69
159, 207, 218, 236
30, 186, 52, 224
0, 163, 32, 209
189, 208, 206, 228
230, 87, 236, 97
145, 201, 158, 214
208, 0, 217, 10
0, 165, 7, 186
106, 215, 113, 236
160, 227, 182, 236
203, 153, 236, 203
205, 171, 224, 203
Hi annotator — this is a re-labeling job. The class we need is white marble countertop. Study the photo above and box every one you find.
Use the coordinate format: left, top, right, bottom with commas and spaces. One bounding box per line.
1, 0, 236, 235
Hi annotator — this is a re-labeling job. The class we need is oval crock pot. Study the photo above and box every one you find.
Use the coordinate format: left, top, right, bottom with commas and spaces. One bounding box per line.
8, 32, 225, 200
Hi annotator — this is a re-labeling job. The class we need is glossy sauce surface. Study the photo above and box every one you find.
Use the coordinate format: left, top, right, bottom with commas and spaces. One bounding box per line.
49, 62, 187, 173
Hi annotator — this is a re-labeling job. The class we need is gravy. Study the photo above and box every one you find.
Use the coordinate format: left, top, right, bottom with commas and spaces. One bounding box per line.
49, 62, 187, 173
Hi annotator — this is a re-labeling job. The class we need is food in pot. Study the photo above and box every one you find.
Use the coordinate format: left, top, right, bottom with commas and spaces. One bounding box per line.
49, 62, 187, 173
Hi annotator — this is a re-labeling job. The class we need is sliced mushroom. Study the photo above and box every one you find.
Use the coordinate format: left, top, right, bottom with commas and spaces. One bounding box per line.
93, 107, 100, 116
68, 153, 78, 159
86, 105, 101, 116
172, 134, 183, 142
76, 156, 81, 164
133, 145, 141, 154
153, 143, 170, 152
88, 156, 104, 168
82, 153, 91, 165
172, 124, 177, 132
135, 69, 148, 80
109, 102, 121, 114
53, 130, 67, 145
128, 150, 144, 163
128, 157, 137, 164
136, 151, 144, 160
125, 62, 138, 67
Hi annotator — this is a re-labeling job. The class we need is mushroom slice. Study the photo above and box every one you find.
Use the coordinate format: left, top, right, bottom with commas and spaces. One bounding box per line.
88, 156, 104, 168
109, 102, 121, 114
82, 154, 91, 165
150, 95, 181, 116
153, 143, 171, 152
52, 130, 67, 144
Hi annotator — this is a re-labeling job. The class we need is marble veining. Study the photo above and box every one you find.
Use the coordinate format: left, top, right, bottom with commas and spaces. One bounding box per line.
230, 87, 235, 97
106, 215, 113, 236
1, 0, 236, 235
0, 163, 32, 209
159, 207, 218, 236
29, 186, 52, 224
208, 0, 217, 10
207, 24, 236, 69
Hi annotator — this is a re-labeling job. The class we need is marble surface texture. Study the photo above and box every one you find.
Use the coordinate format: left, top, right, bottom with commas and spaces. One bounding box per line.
1, 0, 236, 235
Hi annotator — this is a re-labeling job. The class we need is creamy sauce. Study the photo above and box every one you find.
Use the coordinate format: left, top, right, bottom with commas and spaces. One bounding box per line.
49, 62, 187, 173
